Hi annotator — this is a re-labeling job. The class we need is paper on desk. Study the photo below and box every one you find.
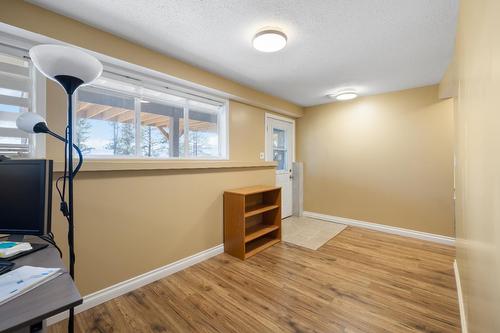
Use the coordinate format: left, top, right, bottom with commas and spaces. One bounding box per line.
0, 266, 62, 306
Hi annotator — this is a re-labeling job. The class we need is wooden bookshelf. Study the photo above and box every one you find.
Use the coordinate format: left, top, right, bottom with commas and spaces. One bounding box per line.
224, 185, 281, 260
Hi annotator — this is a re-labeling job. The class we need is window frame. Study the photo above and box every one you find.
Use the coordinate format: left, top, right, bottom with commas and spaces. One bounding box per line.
74, 73, 229, 160
0, 44, 46, 158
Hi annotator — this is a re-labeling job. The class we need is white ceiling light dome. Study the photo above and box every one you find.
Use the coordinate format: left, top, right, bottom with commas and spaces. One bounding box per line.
252, 29, 287, 53
328, 90, 359, 101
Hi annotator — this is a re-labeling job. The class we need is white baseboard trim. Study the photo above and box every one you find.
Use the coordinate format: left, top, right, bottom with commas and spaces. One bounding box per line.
47, 244, 224, 326
302, 211, 455, 245
454, 260, 468, 333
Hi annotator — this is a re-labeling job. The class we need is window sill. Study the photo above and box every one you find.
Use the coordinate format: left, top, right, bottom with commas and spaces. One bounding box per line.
53, 159, 277, 172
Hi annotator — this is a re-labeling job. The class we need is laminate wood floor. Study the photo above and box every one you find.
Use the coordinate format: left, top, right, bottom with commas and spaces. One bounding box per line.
49, 227, 460, 333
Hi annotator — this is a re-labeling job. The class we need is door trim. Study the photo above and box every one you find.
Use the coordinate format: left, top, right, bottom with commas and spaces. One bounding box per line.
265, 113, 296, 163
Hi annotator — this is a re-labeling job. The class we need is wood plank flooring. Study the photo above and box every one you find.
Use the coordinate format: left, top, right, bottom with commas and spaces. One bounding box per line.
49, 227, 460, 332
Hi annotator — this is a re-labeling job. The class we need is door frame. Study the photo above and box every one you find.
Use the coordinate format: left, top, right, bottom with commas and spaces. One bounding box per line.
264, 113, 296, 164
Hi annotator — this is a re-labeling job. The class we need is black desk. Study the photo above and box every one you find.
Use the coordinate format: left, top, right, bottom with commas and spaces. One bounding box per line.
0, 243, 82, 333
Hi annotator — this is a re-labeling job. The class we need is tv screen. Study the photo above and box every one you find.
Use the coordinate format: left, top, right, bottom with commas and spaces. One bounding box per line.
0, 159, 52, 235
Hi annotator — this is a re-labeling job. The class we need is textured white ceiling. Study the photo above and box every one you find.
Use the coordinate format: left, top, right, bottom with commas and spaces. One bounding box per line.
28, 0, 458, 106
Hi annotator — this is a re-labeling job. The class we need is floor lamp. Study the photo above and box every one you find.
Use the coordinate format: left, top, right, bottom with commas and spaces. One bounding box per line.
17, 44, 102, 333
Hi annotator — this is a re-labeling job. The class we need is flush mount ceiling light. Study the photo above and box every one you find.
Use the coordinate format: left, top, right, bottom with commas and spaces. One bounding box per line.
328, 90, 358, 101
252, 29, 287, 53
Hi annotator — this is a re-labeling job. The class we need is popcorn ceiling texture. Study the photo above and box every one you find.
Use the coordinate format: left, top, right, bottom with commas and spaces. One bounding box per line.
28, 0, 458, 106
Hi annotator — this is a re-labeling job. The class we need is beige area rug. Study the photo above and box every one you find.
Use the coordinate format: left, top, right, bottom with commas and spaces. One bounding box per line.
282, 216, 347, 250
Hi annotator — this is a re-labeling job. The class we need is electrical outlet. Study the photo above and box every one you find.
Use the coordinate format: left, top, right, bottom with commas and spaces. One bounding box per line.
259, 152, 265, 160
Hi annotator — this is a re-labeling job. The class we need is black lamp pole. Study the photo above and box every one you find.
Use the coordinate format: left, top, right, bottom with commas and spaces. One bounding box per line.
32, 95, 83, 333
54, 75, 83, 333
26, 44, 102, 333
66, 91, 76, 333
66, 92, 76, 279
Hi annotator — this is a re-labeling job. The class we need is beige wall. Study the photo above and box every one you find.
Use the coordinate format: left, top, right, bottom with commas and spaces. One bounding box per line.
229, 101, 266, 161
52, 167, 274, 295
0, 3, 281, 295
42, 70, 276, 296
0, 0, 464, 300
451, 0, 500, 331
0, 1, 303, 117
297, 85, 455, 236
40, 59, 276, 296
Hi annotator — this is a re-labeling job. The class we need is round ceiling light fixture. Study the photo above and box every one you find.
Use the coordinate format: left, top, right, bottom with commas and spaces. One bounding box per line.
328, 90, 358, 101
252, 29, 287, 53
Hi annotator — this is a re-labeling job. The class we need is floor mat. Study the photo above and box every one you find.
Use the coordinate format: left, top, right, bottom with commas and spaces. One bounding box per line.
282, 216, 346, 250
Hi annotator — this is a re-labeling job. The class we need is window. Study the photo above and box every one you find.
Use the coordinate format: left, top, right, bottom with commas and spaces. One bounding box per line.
140, 101, 176, 158
273, 128, 287, 170
76, 75, 227, 159
0, 50, 32, 156
188, 101, 222, 158
139, 97, 184, 158
76, 87, 136, 156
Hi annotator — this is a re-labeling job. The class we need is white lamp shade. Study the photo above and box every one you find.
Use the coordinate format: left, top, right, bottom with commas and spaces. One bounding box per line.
16, 112, 47, 133
29, 44, 103, 85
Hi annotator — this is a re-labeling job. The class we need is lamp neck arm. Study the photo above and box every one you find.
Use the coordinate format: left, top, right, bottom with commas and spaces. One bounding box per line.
46, 129, 66, 143
45, 129, 84, 176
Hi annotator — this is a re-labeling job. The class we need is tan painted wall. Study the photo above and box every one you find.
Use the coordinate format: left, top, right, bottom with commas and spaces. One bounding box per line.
41, 67, 275, 296
297, 85, 455, 236
439, 56, 458, 99
42, 84, 278, 296
452, 0, 500, 331
52, 167, 274, 295
0, 2, 281, 295
229, 101, 266, 161
0, 1, 303, 117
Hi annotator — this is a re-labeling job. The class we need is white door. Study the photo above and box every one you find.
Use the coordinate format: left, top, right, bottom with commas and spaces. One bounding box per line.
266, 116, 294, 218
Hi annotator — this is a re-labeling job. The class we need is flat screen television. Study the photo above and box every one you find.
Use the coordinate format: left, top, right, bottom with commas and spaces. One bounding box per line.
0, 159, 53, 238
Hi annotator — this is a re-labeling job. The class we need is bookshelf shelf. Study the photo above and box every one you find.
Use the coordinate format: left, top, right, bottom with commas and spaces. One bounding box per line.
245, 224, 279, 243
245, 237, 280, 259
245, 204, 279, 218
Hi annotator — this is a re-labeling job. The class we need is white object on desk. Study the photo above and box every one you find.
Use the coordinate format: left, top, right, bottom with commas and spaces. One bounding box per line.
0, 266, 62, 306
0, 242, 33, 259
